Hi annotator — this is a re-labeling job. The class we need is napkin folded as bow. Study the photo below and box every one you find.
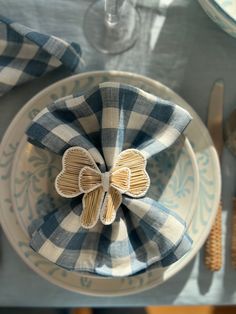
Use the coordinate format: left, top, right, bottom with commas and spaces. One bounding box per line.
26, 82, 193, 277
0, 16, 81, 96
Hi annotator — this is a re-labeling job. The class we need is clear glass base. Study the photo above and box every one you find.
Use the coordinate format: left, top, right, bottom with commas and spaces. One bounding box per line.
83, 0, 140, 54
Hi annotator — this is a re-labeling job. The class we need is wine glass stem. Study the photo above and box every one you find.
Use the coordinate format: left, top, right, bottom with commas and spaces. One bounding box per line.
104, 0, 123, 26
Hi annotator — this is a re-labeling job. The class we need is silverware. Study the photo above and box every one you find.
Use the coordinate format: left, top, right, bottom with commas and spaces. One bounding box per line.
224, 108, 236, 268
204, 80, 224, 271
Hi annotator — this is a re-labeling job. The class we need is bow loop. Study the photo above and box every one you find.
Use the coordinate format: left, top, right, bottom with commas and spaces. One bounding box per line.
55, 146, 100, 198
113, 149, 150, 197
110, 167, 131, 193
79, 166, 102, 193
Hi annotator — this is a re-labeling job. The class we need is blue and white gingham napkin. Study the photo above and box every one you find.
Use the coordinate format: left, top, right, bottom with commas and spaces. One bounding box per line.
0, 16, 81, 96
26, 82, 193, 277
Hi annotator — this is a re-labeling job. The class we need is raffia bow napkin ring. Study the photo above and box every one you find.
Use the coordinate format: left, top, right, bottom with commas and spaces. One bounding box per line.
55, 147, 150, 228
26, 82, 193, 277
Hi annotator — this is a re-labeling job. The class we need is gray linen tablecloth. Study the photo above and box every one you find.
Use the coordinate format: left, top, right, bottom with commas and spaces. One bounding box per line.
0, 0, 236, 307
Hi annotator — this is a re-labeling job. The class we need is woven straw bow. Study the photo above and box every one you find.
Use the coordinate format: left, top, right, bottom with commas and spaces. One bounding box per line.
55, 147, 150, 229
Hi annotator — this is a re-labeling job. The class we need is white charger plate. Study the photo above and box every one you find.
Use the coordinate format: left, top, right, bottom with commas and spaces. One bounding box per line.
0, 71, 221, 296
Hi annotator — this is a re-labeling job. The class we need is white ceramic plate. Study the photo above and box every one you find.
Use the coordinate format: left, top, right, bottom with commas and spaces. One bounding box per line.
11, 135, 198, 238
199, 0, 236, 38
0, 71, 221, 296
214, 0, 236, 21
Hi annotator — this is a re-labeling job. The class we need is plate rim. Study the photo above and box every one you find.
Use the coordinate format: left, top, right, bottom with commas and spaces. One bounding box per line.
211, 0, 236, 23
199, 0, 236, 31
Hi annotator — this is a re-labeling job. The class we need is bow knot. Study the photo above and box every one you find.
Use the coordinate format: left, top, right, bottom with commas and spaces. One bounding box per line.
101, 172, 110, 192
79, 167, 131, 194
55, 147, 150, 229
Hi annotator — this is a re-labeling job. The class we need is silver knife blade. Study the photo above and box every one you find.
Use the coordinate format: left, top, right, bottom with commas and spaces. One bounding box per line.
208, 80, 224, 159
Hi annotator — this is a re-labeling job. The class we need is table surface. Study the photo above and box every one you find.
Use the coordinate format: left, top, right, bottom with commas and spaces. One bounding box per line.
0, 0, 236, 307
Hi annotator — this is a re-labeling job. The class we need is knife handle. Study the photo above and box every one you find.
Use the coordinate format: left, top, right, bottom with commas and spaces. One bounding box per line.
204, 201, 222, 271
231, 197, 236, 269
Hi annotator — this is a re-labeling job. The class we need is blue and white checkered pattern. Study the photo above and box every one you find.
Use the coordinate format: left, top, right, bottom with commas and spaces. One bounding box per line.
0, 16, 81, 96
26, 82, 193, 277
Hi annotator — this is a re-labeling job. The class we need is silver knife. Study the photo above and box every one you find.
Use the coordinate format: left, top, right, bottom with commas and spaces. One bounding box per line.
205, 80, 224, 271
207, 80, 224, 158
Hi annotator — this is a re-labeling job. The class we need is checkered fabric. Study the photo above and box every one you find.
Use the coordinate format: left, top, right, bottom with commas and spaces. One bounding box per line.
0, 16, 81, 96
26, 82, 193, 277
